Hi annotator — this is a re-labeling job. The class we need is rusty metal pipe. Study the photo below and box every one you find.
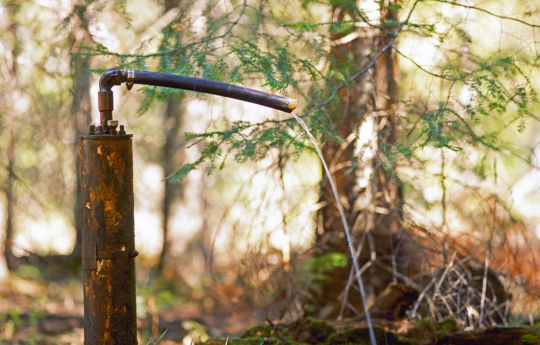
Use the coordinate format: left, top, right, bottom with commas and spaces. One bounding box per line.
80, 134, 137, 345
98, 69, 297, 126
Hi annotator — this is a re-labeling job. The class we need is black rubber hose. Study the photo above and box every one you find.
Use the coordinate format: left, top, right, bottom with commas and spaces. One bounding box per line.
131, 70, 296, 113
99, 69, 296, 114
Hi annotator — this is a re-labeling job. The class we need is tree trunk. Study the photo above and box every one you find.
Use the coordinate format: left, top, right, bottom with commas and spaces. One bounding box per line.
312, 0, 409, 318
70, 11, 93, 264
156, 0, 188, 274
157, 95, 185, 274
3, 4, 21, 272
4, 122, 17, 271
372, 1, 403, 236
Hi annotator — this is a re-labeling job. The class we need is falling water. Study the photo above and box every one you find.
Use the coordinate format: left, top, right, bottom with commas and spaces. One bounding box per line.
293, 114, 377, 345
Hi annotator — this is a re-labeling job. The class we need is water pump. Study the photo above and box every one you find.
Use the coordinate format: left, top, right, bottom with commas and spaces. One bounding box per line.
80, 69, 296, 344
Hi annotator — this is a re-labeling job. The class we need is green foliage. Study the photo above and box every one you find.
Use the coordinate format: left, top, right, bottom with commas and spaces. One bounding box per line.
309, 252, 348, 270
329, 20, 355, 35
15, 264, 43, 281
454, 27, 472, 43
382, 3, 402, 11
302, 252, 348, 281
416, 106, 462, 150
167, 119, 314, 180
84, 0, 538, 191
9, 311, 22, 329
145, 330, 168, 345
167, 160, 201, 182
382, 18, 400, 27
522, 333, 537, 345
230, 41, 299, 90
406, 52, 538, 156
433, 317, 459, 338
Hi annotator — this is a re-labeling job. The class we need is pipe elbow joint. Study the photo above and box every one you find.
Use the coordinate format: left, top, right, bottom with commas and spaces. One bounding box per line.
99, 69, 127, 91
98, 69, 128, 126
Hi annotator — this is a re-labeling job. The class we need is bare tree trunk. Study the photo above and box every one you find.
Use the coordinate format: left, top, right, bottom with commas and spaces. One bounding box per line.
317, 24, 378, 254
4, 122, 17, 271
198, 175, 214, 272
157, 0, 187, 274
3, 4, 20, 272
157, 95, 185, 274
312, 0, 408, 318
70, 11, 93, 263
372, 1, 402, 236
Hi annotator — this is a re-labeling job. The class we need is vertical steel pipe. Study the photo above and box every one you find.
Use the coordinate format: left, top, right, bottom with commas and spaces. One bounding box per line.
80, 132, 138, 345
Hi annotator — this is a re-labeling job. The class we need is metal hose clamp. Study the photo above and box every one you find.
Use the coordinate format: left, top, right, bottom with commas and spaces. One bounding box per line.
125, 69, 135, 90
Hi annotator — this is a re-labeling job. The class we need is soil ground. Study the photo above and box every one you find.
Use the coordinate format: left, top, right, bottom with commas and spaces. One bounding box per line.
1, 268, 538, 345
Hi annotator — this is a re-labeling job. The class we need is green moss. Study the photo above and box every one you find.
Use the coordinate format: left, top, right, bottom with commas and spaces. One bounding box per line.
521, 333, 537, 345
241, 324, 274, 338
239, 317, 337, 344
287, 317, 336, 344
206, 320, 417, 345
200, 337, 282, 345
232, 337, 281, 345
403, 317, 460, 344
434, 317, 460, 338
327, 326, 413, 345
238, 322, 300, 345
403, 319, 434, 341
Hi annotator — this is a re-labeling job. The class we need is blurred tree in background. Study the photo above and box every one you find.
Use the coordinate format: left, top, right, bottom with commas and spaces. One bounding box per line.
0, 0, 538, 333
69, 2, 95, 264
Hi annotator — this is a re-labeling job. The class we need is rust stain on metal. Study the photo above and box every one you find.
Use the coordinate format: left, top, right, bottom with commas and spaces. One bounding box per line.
80, 133, 138, 345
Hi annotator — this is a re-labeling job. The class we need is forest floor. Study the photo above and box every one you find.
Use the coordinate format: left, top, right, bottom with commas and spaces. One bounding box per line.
1, 264, 539, 345
0, 263, 272, 345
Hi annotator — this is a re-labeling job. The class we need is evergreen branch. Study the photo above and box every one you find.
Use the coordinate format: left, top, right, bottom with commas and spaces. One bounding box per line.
231, 0, 422, 132
79, 1, 248, 60
448, 109, 530, 164
305, 24, 400, 115
347, 0, 422, 83
293, 1, 421, 120
395, 48, 461, 81
244, 4, 297, 36
420, 0, 540, 28
404, 0, 422, 25
222, 0, 247, 39
409, 79, 457, 150
446, 108, 497, 150
283, 19, 359, 29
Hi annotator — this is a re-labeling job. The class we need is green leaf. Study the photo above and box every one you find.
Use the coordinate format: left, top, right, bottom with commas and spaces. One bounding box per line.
301, 0, 318, 8
398, 146, 412, 158
386, 4, 402, 10
379, 2, 402, 11
455, 28, 472, 43
329, 0, 358, 13
166, 163, 198, 182
305, 252, 348, 272
329, 21, 355, 35
383, 18, 400, 27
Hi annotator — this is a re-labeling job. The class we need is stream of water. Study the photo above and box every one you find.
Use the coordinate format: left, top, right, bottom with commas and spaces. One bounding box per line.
293, 114, 377, 345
